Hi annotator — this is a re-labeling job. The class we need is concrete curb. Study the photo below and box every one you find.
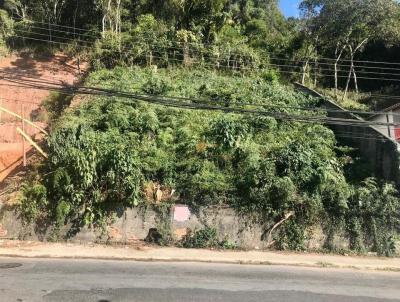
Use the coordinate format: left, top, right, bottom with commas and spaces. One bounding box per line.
1, 253, 400, 272
0, 241, 400, 272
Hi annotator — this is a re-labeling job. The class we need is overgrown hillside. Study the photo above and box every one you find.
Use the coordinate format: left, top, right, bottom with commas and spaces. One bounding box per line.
1, 0, 399, 255
20, 67, 400, 254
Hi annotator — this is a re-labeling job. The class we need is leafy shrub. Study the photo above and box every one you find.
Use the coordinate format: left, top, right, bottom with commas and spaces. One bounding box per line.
262, 69, 280, 84
347, 179, 400, 256
43, 92, 73, 122
90, 32, 126, 69
180, 227, 236, 249
44, 120, 144, 227
181, 227, 218, 248
211, 116, 248, 150
275, 219, 306, 251
0, 9, 12, 56
142, 76, 172, 95
18, 184, 48, 224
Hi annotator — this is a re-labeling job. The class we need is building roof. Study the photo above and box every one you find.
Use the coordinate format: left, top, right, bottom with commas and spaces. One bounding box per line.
368, 103, 400, 120
381, 103, 400, 112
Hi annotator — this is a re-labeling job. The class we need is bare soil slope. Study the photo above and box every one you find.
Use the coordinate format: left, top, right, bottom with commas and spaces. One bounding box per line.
0, 53, 82, 182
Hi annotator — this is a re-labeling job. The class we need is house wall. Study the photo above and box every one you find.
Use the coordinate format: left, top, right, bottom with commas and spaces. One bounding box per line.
294, 83, 400, 185
371, 113, 395, 139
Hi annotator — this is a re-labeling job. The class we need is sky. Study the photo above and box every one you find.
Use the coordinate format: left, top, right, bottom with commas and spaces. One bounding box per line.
279, 0, 301, 18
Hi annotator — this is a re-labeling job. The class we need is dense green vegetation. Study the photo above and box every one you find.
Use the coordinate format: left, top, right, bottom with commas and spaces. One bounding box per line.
0, 0, 399, 254
18, 67, 399, 255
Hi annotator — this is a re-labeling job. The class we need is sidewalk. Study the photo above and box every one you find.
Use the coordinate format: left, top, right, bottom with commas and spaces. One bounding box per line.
0, 240, 399, 271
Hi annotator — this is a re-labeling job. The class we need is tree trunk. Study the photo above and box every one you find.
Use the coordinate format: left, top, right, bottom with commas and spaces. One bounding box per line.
17, 5, 27, 21
343, 46, 354, 101
115, 0, 122, 50
149, 49, 153, 67
102, 0, 113, 37
107, 0, 112, 31
351, 39, 368, 95
114, 0, 121, 34
334, 44, 345, 99
183, 43, 190, 67
48, 17, 52, 42
352, 65, 358, 93
343, 39, 368, 99
313, 56, 318, 87
73, 0, 79, 39
77, 56, 81, 74
301, 59, 309, 85
74, 0, 80, 73
102, 14, 106, 37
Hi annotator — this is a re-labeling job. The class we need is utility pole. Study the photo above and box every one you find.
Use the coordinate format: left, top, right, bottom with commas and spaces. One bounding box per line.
21, 103, 26, 167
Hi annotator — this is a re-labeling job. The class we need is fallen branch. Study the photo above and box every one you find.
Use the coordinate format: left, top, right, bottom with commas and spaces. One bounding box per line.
266, 211, 295, 247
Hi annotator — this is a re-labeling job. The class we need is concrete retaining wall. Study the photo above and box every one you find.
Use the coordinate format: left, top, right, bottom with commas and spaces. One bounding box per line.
0, 204, 347, 250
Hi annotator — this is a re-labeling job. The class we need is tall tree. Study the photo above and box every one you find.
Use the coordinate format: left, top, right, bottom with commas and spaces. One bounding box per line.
300, 0, 400, 98
3, 0, 30, 20
96, 0, 123, 36
41, 0, 67, 23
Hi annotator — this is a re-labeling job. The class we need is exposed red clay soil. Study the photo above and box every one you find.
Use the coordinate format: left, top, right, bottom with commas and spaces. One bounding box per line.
0, 52, 84, 182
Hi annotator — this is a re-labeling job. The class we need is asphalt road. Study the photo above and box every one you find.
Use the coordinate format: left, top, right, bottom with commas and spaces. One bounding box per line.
0, 258, 400, 302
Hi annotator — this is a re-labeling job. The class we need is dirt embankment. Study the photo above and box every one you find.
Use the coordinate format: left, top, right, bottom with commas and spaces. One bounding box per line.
0, 53, 82, 182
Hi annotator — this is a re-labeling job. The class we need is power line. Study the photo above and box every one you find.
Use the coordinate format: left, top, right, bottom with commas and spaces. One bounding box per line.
0, 70, 383, 117
14, 18, 99, 34
3, 69, 400, 119
11, 30, 93, 48
12, 19, 400, 68
310, 56, 400, 66
369, 94, 400, 99
146, 52, 400, 82
267, 62, 400, 77
269, 57, 400, 72
2, 75, 400, 147
16, 24, 99, 39
8, 31, 400, 83
85, 46, 400, 82
4, 35, 400, 111
2, 75, 399, 129
332, 132, 395, 142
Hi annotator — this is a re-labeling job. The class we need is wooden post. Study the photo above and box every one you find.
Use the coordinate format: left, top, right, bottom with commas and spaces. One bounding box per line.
21, 103, 27, 167
16, 127, 48, 159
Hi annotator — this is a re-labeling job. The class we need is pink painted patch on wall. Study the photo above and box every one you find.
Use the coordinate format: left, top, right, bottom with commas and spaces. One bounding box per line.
173, 205, 191, 222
